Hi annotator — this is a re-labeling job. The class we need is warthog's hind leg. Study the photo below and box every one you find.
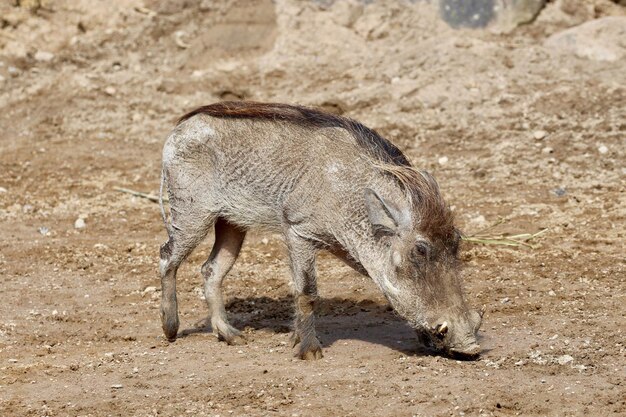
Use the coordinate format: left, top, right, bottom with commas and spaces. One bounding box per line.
202, 217, 247, 345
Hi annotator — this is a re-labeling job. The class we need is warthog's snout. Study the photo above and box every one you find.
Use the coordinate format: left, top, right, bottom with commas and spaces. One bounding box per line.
416, 310, 482, 360
448, 342, 481, 360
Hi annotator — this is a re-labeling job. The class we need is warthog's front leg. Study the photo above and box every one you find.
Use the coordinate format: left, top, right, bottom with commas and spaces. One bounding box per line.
285, 228, 322, 360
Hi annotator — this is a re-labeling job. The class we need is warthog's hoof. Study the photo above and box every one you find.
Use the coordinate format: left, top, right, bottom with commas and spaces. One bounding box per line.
215, 326, 247, 346
222, 334, 247, 346
296, 339, 323, 360
162, 321, 179, 342
212, 319, 246, 346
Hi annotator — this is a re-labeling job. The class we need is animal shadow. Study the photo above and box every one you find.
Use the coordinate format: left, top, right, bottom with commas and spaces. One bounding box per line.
180, 296, 428, 356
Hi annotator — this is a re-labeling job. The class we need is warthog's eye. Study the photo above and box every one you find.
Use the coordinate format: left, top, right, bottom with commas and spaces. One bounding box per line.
412, 241, 431, 262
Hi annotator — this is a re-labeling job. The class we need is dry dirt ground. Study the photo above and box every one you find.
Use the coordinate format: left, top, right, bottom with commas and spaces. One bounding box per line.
1, 0, 625, 416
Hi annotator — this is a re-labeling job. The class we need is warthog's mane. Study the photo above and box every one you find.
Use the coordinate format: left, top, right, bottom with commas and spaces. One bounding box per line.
178, 101, 454, 238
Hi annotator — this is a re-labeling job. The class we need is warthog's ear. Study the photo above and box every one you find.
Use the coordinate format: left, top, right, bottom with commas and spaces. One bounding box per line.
364, 188, 408, 236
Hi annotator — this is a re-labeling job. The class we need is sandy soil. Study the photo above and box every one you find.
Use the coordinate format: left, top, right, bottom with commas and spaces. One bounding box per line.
0, 0, 625, 416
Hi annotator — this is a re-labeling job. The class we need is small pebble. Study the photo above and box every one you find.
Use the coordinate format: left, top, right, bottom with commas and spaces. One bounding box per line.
557, 355, 574, 365
8, 66, 20, 77
38, 226, 49, 236
104, 86, 116, 96
542, 147, 554, 154
548, 290, 556, 296
8, 358, 18, 363
199, 0, 213, 11
0, 186, 7, 193
438, 156, 449, 165
74, 218, 86, 229
598, 145, 608, 154
261, 238, 269, 245
142, 286, 157, 296
132, 367, 139, 374
34, 51, 54, 62
500, 297, 510, 304
470, 214, 486, 226
533, 130, 547, 140
552, 188, 566, 197
111, 384, 124, 389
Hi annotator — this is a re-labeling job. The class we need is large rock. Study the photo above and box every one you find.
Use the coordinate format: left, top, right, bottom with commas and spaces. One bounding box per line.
438, 0, 545, 30
545, 17, 626, 62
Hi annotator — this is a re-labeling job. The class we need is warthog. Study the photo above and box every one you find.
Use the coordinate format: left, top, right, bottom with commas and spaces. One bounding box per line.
158, 101, 483, 360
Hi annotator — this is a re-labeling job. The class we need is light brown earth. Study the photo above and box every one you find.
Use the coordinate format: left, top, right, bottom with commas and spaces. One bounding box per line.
0, 1, 625, 416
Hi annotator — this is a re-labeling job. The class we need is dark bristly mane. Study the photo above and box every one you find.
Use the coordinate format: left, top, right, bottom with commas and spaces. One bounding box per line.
178, 101, 454, 238
178, 101, 410, 166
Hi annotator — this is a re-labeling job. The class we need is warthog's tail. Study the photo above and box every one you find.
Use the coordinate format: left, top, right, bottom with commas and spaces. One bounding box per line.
159, 167, 170, 235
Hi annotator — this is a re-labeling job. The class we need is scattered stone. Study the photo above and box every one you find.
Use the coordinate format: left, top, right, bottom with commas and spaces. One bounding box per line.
132, 367, 139, 374
438, 156, 449, 165
8, 66, 20, 77
104, 86, 116, 96
193, 286, 206, 300
0, 75, 5, 83
261, 237, 269, 245
142, 286, 157, 296
470, 214, 487, 227
0, 187, 7, 193
331, 0, 364, 28
542, 146, 554, 154
533, 130, 547, 140
501, 297, 510, 304
16, 0, 42, 11
111, 384, 124, 389
598, 145, 608, 154
173, 31, 191, 49
74, 218, 86, 229
34, 51, 54, 62
552, 188, 566, 197
557, 355, 574, 365
8, 358, 18, 363
38, 226, 49, 236
199, 0, 213, 12
545, 17, 626, 62
439, 0, 545, 30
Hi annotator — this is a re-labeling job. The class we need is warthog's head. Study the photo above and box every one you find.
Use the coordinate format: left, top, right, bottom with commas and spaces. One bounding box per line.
364, 171, 483, 359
